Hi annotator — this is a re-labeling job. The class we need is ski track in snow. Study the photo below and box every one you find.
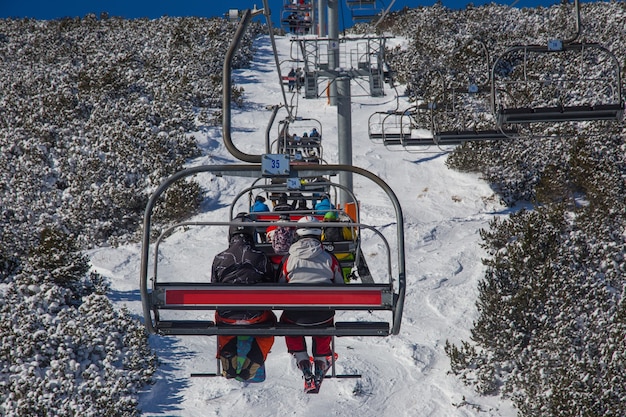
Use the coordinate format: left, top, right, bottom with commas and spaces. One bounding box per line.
88, 34, 517, 416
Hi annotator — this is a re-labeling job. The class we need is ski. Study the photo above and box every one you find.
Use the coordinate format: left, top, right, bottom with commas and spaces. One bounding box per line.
303, 373, 318, 393
304, 354, 334, 394
305, 369, 326, 393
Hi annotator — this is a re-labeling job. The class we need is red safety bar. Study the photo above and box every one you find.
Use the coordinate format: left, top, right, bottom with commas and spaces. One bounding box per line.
150, 284, 393, 337
254, 214, 324, 222
161, 286, 385, 308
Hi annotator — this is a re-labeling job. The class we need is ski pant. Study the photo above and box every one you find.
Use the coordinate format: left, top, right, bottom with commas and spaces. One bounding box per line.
280, 312, 333, 357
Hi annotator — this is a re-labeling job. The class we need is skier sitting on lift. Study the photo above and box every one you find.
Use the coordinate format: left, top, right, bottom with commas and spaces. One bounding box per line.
211, 213, 277, 381
273, 193, 293, 212
314, 193, 335, 215
279, 216, 344, 391
250, 195, 270, 212
321, 211, 354, 242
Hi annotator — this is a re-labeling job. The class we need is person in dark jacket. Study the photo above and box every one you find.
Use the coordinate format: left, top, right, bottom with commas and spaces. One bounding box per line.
211, 213, 277, 381
273, 193, 293, 212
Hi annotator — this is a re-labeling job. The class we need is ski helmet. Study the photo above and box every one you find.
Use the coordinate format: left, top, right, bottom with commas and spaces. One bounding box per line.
323, 211, 338, 221
296, 215, 322, 237
229, 213, 255, 239
277, 193, 288, 204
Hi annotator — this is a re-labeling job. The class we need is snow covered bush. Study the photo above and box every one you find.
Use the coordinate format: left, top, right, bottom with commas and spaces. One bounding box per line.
0, 15, 262, 415
379, 3, 626, 416
446, 130, 626, 415
0, 16, 263, 251
447, 202, 626, 416
0, 282, 156, 416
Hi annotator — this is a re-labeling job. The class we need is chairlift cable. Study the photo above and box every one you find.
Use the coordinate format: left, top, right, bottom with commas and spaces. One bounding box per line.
262, 0, 294, 120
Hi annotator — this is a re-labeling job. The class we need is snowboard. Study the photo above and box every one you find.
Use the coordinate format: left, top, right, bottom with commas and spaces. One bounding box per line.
234, 336, 266, 383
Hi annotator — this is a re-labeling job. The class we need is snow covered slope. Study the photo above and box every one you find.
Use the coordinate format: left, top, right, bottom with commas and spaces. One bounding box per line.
88, 34, 517, 417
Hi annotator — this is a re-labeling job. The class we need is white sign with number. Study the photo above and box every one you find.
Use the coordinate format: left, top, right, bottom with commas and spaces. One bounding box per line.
262, 154, 290, 176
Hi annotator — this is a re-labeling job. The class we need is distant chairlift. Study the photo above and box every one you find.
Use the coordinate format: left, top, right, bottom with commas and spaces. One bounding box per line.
492, 42, 624, 126
281, 0, 314, 35
233, 179, 372, 283
346, 0, 386, 24
370, 39, 516, 151
273, 116, 324, 165
431, 39, 517, 144
491, 0, 624, 127
367, 104, 432, 147
432, 83, 517, 144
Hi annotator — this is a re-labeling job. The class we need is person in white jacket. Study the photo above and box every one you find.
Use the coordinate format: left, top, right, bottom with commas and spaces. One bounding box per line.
279, 216, 344, 383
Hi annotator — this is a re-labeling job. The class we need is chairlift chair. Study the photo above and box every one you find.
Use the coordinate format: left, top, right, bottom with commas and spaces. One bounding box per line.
492, 42, 624, 127
431, 84, 517, 144
427, 39, 518, 145
274, 116, 324, 165
139, 164, 406, 378
140, 163, 406, 345
491, 0, 624, 128
280, 0, 314, 34
367, 107, 415, 144
346, 0, 387, 25
232, 179, 373, 283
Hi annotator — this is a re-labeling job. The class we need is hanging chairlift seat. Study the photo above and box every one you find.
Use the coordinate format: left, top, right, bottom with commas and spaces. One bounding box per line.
150, 283, 392, 337
433, 129, 517, 144
140, 164, 406, 338
492, 42, 625, 126
496, 103, 625, 125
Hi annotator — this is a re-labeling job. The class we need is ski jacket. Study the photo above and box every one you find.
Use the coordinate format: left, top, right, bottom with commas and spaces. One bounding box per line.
250, 201, 270, 212
314, 198, 335, 215
273, 202, 293, 212
279, 237, 344, 325
322, 225, 353, 242
279, 238, 344, 284
211, 234, 276, 321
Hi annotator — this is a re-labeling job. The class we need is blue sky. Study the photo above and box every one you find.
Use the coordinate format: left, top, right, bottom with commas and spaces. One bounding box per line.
1, 0, 569, 28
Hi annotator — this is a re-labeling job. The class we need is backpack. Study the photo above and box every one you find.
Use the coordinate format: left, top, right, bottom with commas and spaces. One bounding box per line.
321, 226, 343, 242
271, 226, 295, 255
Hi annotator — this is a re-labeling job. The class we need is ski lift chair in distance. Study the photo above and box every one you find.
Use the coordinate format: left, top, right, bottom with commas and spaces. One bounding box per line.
231, 180, 373, 284
139, 163, 407, 378
367, 103, 443, 150
491, 0, 624, 127
273, 116, 324, 166
431, 84, 517, 145
428, 39, 517, 145
346, 0, 393, 26
347, 0, 379, 23
492, 42, 624, 125
367, 107, 415, 145
280, 0, 313, 34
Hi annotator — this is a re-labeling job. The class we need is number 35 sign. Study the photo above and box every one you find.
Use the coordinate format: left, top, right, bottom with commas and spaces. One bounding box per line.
262, 154, 290, 176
